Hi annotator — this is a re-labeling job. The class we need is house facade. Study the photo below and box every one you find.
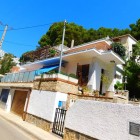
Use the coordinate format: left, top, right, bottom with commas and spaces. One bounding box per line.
0, 34, 137, 135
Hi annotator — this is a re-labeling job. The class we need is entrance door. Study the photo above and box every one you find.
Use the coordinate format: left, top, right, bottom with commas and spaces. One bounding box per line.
11, 90, 28, 117
100, 69, 105, 94
77, 64, 89, 86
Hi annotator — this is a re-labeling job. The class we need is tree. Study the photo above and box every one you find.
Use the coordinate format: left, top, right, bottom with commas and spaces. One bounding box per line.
38, 22, 130, 49
124, 40, 140, 98
0, 53, 16, 74
130, 19, 140, 40
19, 51, 33, 63
111, 43, 126, 59
131, 41, 140, 62
38, 22, 88, 48
124, 60, 140, 98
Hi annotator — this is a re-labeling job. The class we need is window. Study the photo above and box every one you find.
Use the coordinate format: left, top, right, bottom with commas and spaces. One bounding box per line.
0, 89, 10, 103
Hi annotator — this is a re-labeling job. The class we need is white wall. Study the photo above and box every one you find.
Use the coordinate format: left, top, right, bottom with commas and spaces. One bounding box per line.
64, 57, 116, 92
88, 60, 101, 91
6, 89, 15, 112
27, 90, 67, 122
65, 100, 140, 140
64, 58, 92, 74
52, 92, 67, 120
119, 36, 137, 60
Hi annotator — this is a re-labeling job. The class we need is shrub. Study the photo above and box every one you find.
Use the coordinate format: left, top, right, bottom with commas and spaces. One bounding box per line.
114, 81, 124, 90
69, 73, 77, 78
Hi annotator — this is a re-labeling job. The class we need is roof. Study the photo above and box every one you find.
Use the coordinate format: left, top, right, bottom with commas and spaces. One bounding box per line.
63, 48, 125, 65
112, 34, 137, 42
19, 37, 125, 71
64, 39, 111, 54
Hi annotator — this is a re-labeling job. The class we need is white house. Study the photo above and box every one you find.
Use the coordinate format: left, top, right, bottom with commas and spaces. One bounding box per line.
0, 34, 137, 135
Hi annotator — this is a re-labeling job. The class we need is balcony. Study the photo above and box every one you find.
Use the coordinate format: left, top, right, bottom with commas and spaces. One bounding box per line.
1, 71, 36, 83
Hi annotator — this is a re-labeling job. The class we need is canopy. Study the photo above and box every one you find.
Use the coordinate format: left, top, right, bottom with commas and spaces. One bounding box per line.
35, 65, 59, 76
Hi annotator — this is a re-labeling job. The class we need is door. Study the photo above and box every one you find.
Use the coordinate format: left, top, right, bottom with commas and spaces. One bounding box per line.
100, 69, 105, 94
11, 90, 28, 117
77, 64, 89, 86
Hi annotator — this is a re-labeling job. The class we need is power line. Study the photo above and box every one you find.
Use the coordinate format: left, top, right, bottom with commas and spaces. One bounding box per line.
0, 22, 54, 31
4, 40, 36, 47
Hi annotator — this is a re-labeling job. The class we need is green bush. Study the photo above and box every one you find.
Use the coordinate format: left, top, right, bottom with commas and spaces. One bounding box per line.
49, 48, 57, 56
114, 81, 124, 90
69, 73, 77, 78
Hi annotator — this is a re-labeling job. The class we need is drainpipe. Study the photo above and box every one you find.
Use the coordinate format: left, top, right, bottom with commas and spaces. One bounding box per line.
23, 89, 31, 121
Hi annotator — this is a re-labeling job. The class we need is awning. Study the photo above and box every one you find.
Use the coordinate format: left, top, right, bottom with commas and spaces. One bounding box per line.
35, 65, 59, 76
20, 57, 67, 72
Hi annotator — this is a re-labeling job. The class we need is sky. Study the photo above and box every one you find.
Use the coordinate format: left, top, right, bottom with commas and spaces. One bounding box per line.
0, 0, 140, 58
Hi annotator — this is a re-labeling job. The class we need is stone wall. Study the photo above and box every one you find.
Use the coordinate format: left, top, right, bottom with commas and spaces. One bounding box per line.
0, 82, 33, 88
64, 128, 97, 140
33, 79, 78, 94
25, 113, 52, 132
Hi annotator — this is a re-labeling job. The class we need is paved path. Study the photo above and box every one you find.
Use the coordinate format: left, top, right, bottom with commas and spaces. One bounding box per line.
0, 108, 62, 140
0, 117, 33, 140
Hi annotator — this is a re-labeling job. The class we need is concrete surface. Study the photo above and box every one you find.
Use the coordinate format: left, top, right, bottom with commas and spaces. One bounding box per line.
0, 117, 33, 140
0, 108, 62, 140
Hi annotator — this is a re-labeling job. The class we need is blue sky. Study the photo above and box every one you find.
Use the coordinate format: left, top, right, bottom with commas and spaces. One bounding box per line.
0, 0, 140, 57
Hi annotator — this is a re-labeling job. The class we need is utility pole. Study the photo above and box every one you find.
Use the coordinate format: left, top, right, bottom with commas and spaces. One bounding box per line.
58, 20, 66, 73
0, 24, 8, 50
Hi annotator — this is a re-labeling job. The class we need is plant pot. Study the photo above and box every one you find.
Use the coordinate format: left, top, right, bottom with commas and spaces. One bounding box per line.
94, 91, 99, 97
105, 91, 114, 98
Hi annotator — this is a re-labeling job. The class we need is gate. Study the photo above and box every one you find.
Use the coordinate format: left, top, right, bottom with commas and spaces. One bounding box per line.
52, 108, 67, 137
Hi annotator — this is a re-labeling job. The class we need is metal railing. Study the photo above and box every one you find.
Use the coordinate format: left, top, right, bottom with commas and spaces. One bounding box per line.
1, 71, 36, 83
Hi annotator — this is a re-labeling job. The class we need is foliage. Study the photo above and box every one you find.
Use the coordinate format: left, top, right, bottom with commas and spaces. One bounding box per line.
82, 86, 91, 93
130, 19, 140, 40
38, 22, 130, 49
101, 74, 111, 88
0, 53, 16, 74
46, 70, 56, 74
114, 81, 124, 90
124, 43, 140, 98
19, 51, 33, 63
49, 48, 57, 57
69, 73, 77, 78
59, 71, 68, 76
123, 40, 140, 98
38, 22, 88, 48
131, 41, 140, 62
111, 43, 126, 59
20, 19, 140, 59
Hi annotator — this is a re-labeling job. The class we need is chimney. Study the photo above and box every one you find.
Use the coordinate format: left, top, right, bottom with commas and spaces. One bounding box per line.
71, 40, 74, 48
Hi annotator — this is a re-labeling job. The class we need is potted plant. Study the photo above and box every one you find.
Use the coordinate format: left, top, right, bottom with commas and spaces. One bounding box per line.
114, 81, 124, 91
93, 90, 99, 97
114, 81, 124, 95
82, 86, 92, 95
101, 74, 114, 97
